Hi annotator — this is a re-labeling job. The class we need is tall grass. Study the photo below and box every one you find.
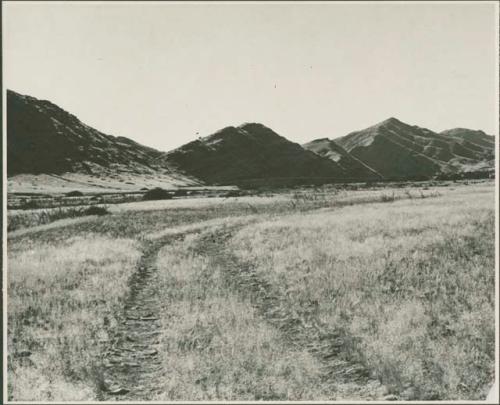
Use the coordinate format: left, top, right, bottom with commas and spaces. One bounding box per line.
152, 231, 334, 400
7, 236, 141, 401
229, 189, 495, 400
6, 182, 494, 401
7, 205, 109, 232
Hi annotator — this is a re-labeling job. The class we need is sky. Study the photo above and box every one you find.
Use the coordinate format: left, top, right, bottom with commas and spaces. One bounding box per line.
3, 1, 498, 152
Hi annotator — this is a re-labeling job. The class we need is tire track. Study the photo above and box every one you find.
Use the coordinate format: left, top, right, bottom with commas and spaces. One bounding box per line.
99, 232, 192, 400
97, 218, 255, 400
99, 238, 164, 400
98, 221, 396, 400
194, 226, 396, 401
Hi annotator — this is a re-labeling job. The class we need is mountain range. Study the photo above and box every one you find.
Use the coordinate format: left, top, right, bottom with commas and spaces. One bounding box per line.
304, 117, 495, 181
6, 90, 495, 192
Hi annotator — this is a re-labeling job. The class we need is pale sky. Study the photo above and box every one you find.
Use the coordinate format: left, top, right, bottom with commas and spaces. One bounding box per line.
3, 1, 498, 151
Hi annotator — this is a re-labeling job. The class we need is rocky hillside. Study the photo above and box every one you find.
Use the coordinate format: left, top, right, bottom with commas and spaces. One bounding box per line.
307, 118, 494, 180
164, 123, 355, 186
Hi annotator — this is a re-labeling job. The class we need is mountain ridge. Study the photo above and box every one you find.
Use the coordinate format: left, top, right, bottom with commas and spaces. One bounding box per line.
7, 89, 202, 191
7, 90, 495, 192
305, 117, 495, 180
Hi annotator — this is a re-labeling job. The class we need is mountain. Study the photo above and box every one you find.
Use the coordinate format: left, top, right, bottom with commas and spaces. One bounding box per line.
325, 118, 494, 180
163, 123, 355, 186
7, 90, 495, 192
440, 128, 495, 151
302, 138, 383, 180
7, 90, 201, 192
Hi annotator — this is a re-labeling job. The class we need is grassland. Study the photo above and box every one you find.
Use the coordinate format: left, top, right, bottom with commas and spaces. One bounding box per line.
152, 230, 335, 400
6, 180, 496, 401
230, 184, 495, 400
7, 235, 141, 400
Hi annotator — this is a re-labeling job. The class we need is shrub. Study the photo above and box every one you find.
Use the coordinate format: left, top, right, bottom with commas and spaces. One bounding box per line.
19, 199, 41, 209
225, 190, 244, 198
65, 190, 84, 197
380, 192, 395, 202
83, 206, 109, 216
142, 187, 172, 201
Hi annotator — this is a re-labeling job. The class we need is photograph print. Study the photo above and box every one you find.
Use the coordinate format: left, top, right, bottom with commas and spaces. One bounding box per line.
2, 1, 499, 402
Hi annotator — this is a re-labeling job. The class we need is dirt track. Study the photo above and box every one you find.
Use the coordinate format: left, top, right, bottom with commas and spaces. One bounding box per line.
100, 235, 180, 400
99, 225, 394, 401
194, 226, 394, 401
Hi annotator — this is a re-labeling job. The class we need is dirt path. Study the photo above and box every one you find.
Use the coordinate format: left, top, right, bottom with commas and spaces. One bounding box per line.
98, 222, 395, 401
194, 226, 396, 401
97, 219, 253, 400
99, 236, 175, 400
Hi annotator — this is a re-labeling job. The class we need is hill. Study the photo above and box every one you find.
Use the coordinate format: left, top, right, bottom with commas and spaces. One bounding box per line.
7, 91, 495, 192
438, 128, 495, 174
329, 118, 494, 180
302, 138, 383, 180
163, 123, 354, 186
7, 90, 201, 192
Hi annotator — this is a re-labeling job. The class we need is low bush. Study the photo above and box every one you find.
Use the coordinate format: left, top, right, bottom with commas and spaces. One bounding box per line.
380, 192, 396, 202
225, 190, 244, 198
142, 187, 173, 201
65, 190, 84, 197
83, 206, 110, 216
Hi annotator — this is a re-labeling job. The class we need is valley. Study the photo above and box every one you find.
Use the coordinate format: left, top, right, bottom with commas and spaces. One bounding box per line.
5, 89, 497, 401
6, 181, 495, 401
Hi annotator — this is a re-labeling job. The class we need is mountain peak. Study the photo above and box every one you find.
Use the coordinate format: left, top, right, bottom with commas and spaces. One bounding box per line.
7, 89, 201, 189
378, 117, 404, 127
309, 137, 331, 143
166, 122, 348, 185
238, 122, 276, 134
238, 122, 267, 129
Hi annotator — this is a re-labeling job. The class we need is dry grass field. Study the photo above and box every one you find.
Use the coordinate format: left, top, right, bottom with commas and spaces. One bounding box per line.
6, 181, 496, 401
230, 185, 495, 400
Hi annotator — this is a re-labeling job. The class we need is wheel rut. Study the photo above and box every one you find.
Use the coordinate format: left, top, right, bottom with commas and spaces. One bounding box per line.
195, 226, 396, 401
98, 223, 396, 400
99, 235, 181, 400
